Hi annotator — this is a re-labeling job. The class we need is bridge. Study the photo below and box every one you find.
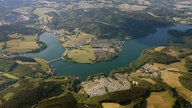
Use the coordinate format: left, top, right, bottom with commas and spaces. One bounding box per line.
47, 57, 62, 63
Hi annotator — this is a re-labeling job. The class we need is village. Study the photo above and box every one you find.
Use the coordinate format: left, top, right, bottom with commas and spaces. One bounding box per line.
137, 63, 163, 78
81, 73, 131, 97
79, 63, 166, 97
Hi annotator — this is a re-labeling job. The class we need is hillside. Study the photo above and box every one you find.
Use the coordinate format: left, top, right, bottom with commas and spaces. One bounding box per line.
1, 46, 192, 108
168, 29, 192, 48
1, 0, 192, 63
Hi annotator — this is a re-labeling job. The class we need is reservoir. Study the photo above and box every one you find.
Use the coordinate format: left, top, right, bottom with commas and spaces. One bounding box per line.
23, 24, 192, 80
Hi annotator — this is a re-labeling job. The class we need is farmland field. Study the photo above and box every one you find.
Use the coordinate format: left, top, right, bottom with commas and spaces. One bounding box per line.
0, 34, 40, 54
166, 59, 188, 72
34, 58, 49, 70
102, 102, 131, 108
2, 73, 19, 80
118, 4, 147, 11
33, 7, 57, 25
161, 71, 192, 102
147, 91, 175, 108
59, 28, 94, 48
102, 103, 120, 108
63, 46, 95, 64
141, 78, 156, 84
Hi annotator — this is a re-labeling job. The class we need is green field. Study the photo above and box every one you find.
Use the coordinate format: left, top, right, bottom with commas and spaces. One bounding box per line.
147, 91, 175, 108
161, 71, 192, 102
0, 33, 40, 54
2, 73, 19, 80
34, 58, 49, 70
33, 7, 57, 25
63, 46, 96, 63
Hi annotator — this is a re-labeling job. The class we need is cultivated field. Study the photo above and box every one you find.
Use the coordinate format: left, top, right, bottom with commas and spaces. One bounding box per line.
118, 4, 147, 11
2, 34, 39, 54
102, 103, 120, 108
141, 78, 156, 84
33, 7, 57, 25
147, 91, 175, 108
167, 59, 188, 72
58, 29, 98, 63
63, 46, 95, 63
34, 58, 49, 70
154, 59, 188, 72
161, 71, 192, 102
152, 60, 192, 102
60, 28, 94, 48
33, 8, 56, 16
2, 73, 19, 80
102, 102, 135, 108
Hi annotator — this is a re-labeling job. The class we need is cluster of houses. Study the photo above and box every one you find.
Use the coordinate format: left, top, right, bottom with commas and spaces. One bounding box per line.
138, 63, 163, 78
81, 74, 131, 97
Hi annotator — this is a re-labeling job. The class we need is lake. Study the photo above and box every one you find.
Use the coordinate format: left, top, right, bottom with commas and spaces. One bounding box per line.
23, 24, 192, 80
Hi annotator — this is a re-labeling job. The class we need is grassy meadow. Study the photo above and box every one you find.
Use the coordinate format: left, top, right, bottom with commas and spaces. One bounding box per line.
34, 58, 49, 70
63, 46, 95, 63
147, 91, 175, 108
161, 71, 192, 102
0, 33, 40, 54
2, 73, 19, 80
102, 103, 120, 108
33, 7, 57, 25
59, 28, 94, 48
60, 29, 97, 63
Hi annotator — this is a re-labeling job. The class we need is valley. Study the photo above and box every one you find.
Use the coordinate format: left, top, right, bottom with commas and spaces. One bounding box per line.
23, 24, 192, 80
0, 0, 192, 108
1, 0, 192, 63
1, 45, 192, 108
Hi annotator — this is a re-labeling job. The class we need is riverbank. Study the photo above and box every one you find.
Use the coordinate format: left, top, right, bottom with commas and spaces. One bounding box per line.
80, 45, 192, 105
2, 45, 192, 108
22, 24, 192, 80
2, 30, 192, 108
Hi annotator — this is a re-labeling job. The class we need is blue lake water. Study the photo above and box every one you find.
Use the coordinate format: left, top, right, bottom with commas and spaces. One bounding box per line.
23, 24, 192, 80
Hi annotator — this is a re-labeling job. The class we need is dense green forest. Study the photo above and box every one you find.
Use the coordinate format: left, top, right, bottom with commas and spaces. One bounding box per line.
168, 29, 192, 48
185, 56, 192, 72
179, 73, 192, 91
48, 8, 172, 39
0, 58, 16, 72
130, 49, 179, 70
